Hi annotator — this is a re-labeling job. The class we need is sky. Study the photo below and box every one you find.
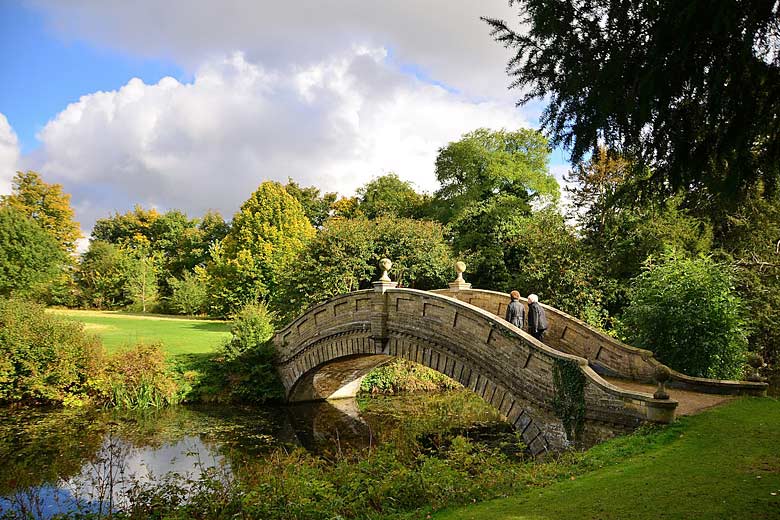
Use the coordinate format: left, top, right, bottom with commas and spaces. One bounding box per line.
0, 0, 571, 240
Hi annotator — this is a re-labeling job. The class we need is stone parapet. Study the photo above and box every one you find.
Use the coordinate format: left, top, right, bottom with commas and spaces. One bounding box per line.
433, 288, 768, 397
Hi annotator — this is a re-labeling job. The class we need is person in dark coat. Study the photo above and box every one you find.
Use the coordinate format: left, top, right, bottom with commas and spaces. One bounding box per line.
527, 293, 548, 341
505, 290, 525, 329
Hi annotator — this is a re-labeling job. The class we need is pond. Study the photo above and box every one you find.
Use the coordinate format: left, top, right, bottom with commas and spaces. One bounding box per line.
0, 390, 626, 519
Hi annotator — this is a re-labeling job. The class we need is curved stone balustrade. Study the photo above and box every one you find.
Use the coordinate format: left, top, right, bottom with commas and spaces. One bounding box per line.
274, 288, 678, 455
433, 288, 768, 396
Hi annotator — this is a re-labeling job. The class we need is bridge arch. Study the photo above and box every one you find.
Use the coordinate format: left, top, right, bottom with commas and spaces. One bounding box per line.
274, 287, 676, 455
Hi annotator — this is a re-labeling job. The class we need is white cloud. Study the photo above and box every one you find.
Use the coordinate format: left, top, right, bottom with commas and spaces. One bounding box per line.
37, 50, 527, 229
0, 114, 20, 195
29, 0, 520, 102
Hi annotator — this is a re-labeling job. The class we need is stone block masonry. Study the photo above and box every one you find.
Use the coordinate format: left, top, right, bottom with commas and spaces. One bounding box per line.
434, 288, 767, 397
274, 288, 680, 455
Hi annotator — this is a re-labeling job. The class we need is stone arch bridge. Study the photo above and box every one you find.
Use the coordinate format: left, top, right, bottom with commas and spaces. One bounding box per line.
273, 281, 766, 455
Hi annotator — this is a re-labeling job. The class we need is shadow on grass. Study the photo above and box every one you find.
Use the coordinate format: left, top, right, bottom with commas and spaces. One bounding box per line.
114, 311, 228, 322
187, 322, 232, 333
171, 352, 222, 373
170, 346, 284, 405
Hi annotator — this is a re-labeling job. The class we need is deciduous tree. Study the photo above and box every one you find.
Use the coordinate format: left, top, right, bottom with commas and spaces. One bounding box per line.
76, 241, 133, 309
1, 171, 81, 254
168, 270, 208, 315
284, 179, 337, 228
124, 252, 160, 313
431, 128, 558, 223
273, 216, 453, 323
206, 181, 315, 316
356, 173, 426, 219
0, 207, 64, 298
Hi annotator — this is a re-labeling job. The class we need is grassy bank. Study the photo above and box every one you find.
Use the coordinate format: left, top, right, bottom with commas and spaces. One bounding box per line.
434, 397, 780, 520
48, 309, 230, 356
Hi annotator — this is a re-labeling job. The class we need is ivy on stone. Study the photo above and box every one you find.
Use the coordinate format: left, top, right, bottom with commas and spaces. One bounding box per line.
551, 358, 586, 445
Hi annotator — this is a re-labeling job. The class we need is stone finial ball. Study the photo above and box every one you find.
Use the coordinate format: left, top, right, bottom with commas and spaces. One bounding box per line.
455, 261, 466, 274
747, 352, 765, 369
379, 258, 392, 271
653, 365, 672, 383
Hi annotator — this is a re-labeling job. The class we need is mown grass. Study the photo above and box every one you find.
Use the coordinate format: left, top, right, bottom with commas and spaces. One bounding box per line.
48, 309, 231, 356
433, 397, 780, 520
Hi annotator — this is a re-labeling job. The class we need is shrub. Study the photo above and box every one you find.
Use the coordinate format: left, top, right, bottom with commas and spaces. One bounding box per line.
222, 302, 283, 403
224, 302, 276, 360
185, 302, 284, 404
360, 359, 460, 394
0, 298, 103, 404
618, 253, 748, 379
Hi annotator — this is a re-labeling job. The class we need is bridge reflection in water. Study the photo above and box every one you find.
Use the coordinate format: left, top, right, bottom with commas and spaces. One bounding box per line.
285, 392, 633, 454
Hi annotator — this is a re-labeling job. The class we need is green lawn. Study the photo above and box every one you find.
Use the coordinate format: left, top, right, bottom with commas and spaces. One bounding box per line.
48, 309, 231, 356
434, 397, 780, 520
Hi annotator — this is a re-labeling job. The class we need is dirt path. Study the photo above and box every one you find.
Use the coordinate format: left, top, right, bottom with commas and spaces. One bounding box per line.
604, 377, 735, 416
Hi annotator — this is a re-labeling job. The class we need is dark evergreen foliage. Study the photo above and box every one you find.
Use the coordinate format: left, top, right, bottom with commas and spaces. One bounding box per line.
485, 1, 780, 200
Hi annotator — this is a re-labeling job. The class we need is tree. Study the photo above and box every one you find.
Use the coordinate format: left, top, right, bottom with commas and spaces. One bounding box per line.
449, 202, 605, 322
273, 216, 454, 323
503, 208, 605, 323
566, 149, 713, 315
618, 254, 747, 379
284, 179, 337, 228
1, 171, 81, 254
124, 252, 160, 313
485, 1, 780, 199
713, 183, 780, 366
447, 194, 528, 291
198, 210, 231, 249
76, 241, 133, 309
206, 181, 315, 317
91, 205, 160, 250
0, 207, 65, 298
565, 147, 634, 236
168, 270, 208, 315
330, 196, 363, 219
92, 207, 229, 302
429, 128, 560, 293
431, 128, 558, 223
356, 173, 426, 219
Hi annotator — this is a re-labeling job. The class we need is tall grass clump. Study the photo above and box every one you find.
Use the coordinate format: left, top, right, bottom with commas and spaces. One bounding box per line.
99, 343, 183, 409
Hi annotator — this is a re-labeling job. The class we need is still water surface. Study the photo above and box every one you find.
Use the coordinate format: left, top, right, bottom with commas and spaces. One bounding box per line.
0, 390, 625, 518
